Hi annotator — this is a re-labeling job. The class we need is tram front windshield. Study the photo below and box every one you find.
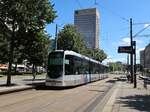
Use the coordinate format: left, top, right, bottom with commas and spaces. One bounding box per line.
48, 52, 64, 78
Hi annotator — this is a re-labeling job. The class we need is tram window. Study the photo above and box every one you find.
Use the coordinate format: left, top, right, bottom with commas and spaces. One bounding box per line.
48, 52, 64, 78
81, 59, 89, 74
65, 55, 74, 75
65, 55, 90, 75
101, 66, 104, 73
89, 62, 100, 74
95, 63, 99, 74
99, 65, 102, 73
73, 56, 82, 74
90, 62, 94, 74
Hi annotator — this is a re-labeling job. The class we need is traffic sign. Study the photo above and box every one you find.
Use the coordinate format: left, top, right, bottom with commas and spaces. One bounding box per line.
118, 46, 132, 53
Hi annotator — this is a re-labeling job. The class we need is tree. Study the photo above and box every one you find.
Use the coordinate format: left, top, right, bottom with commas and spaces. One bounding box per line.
108, 62, 123, 72
24, 30, 50, 67
57, 24, 86, 54
22, 30, 50, 79
0, 0, 56, 85
95, 49, 107, 62
0, 34, 9, 63
85, 48, 107, 62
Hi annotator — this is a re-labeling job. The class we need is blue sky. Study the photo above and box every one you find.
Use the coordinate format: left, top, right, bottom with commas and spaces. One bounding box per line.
46, 0, 150, 64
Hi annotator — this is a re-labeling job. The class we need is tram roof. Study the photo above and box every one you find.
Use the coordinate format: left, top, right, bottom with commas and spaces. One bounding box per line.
52, 50, 109, 66
50, 50, 108, 67
64, 50, 102, 65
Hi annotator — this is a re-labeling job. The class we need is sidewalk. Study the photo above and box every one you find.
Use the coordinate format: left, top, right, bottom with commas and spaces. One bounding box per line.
0, 85, 33, 95
0, 75, 46, 95
103, 77, 150, 112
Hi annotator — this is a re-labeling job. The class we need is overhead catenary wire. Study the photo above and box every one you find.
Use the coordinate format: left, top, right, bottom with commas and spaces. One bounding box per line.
135, 34, 150, 38
93, 0, 129, 23
133, 22, 150, 25
133, 24, 150, 38
76, 0, 83, 9
93, 0, 130, 50
94, 0, 98, 5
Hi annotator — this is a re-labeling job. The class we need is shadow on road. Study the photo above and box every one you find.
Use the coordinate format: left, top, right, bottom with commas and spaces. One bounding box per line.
34, 84, 81, 91
106, 79, 116, 83
119, 95, 150, 112
23, 79, 45, 81
88, 89, 105, 93
0, 83, 18, 87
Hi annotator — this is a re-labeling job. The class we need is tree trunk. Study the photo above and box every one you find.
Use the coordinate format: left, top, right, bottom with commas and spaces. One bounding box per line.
7, 39, 14, 86
14, 63, 17, 74
6, 20, 15, 86
32, 64, 36, 81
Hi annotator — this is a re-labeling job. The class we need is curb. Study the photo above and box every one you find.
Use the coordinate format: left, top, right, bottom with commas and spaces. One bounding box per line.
0, 86, 34, 95
91, 83, 117, 112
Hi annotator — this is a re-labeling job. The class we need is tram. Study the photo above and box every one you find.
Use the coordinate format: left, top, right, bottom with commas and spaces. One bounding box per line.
46, 50, 108, 87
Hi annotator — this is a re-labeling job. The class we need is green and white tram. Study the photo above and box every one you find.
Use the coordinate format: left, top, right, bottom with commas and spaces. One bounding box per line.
46, 50, 108, 87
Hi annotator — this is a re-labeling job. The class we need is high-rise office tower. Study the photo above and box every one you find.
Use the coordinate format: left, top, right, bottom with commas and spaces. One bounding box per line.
74, 8, 100, 49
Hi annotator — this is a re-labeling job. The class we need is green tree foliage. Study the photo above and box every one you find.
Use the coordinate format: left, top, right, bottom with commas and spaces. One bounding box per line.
108, 62, 123, 72
0, 34, 9, 63
92, 49, 107, 62
24, 30, 51, 66
57, 24, 86, 54
0, 0, 56, 85
22, 30, 51, 77
85, 48, 107, 62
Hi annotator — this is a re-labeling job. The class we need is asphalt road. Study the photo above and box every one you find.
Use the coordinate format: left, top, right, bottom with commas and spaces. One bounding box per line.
0, 77, 116, 112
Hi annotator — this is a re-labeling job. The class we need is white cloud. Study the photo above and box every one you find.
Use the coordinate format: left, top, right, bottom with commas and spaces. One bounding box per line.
144, 24, 150, 29
103, 58, 116, 63
103, 56, 126, 64
118, 37, 143, 46
135, 39, 143, 44
136, 47, 145, 53
102, 56, 116, 64
121, 37, 130, 45
136, 47, 145, 59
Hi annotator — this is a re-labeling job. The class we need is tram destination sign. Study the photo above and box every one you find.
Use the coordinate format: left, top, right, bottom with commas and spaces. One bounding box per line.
118, 46, 133, 53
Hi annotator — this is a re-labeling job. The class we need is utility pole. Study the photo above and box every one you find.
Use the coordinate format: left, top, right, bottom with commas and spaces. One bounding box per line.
55, 24, 58, 50
130, 18, 134, 83
127, 54, 129, 74
133, 41, 137, 88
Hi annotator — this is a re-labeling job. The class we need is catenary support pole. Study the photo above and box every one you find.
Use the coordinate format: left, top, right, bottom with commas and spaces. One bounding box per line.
55, 24, 58, 50
133, 41, 137, 88
130, 18, 134, 83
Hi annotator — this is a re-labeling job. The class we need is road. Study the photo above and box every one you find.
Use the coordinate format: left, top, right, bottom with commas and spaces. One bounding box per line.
0, 76, 116, 112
